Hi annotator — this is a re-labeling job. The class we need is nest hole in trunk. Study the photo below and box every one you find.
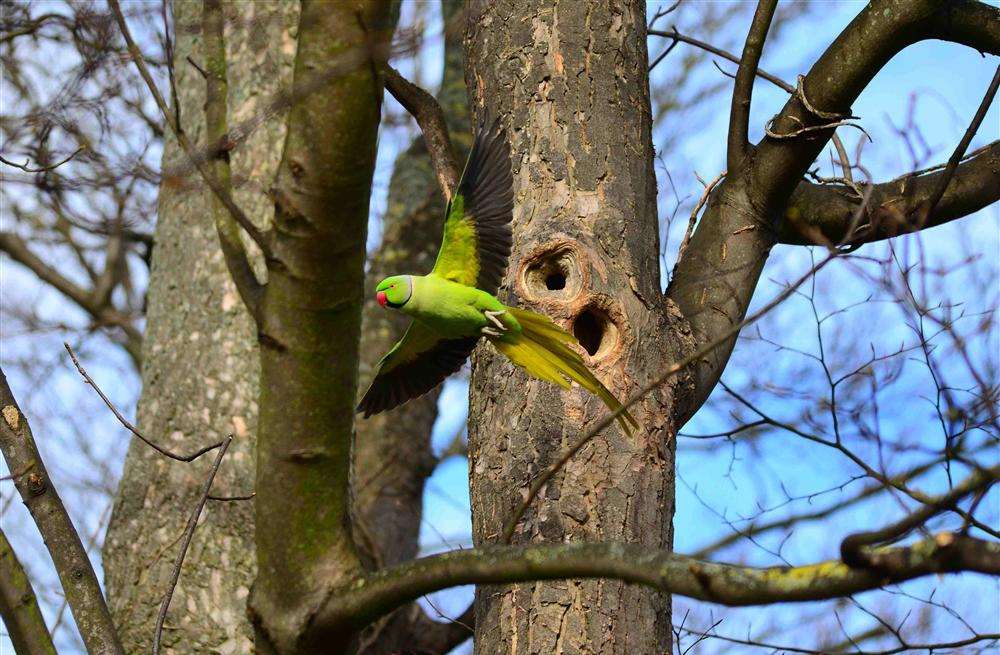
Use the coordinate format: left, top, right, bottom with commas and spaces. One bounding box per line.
573, 305, 618, 359
521, 244, 583, 300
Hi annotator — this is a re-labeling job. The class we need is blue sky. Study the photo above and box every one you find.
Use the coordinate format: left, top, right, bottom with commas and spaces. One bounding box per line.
2, 1, 997, 653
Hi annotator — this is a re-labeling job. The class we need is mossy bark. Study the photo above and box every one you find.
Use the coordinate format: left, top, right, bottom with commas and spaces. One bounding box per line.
465, 2, 694, 652
102, 2, 297, 652
249, 1, 397, 652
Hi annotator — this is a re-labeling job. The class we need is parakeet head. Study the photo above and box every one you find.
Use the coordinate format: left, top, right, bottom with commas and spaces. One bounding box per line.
375, 275, 413, 309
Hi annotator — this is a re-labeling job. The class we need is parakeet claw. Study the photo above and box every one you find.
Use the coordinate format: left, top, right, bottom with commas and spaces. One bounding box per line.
484, 309, 507, 329
481, 326, 503, 338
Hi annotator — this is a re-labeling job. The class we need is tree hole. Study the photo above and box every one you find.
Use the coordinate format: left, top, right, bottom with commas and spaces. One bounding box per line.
521, 245, 582, 300
573, 307, 618, 359
545, 271, 566, 290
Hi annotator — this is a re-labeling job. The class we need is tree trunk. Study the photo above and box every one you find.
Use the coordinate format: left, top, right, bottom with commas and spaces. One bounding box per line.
102, 2, 297, 651
465, 2, 694, 653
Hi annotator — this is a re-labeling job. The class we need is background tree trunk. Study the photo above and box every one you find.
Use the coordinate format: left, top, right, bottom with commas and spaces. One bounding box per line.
101, 2, 297, 651
465, 1, 694, 652
354, 0, 471, 573
352, 3, 477, 651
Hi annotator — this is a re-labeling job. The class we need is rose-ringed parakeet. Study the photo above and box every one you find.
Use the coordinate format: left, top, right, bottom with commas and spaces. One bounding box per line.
357, 120, 639, 434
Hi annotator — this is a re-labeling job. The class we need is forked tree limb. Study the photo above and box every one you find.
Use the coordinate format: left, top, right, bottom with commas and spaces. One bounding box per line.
753, 0, 1000, 207
667, 0, 1000, 416
727, 0, 778, 169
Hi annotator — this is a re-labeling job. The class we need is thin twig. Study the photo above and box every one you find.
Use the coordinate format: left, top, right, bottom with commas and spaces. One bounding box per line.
65, 343, 224, 462
764, 116, 872, 143
923, 64, 1000, 220
207, 491, 255, 501
0, 461, 34, 482
676, 170, 726, 266
152, 435, 232, 655
0, 146, 85, 173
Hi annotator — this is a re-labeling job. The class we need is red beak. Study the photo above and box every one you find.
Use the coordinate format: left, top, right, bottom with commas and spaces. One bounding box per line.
376, 290, 388, 307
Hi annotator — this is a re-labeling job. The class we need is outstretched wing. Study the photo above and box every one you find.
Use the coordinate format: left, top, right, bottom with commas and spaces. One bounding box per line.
431, 118, 514, 294
357, 321, 478, 418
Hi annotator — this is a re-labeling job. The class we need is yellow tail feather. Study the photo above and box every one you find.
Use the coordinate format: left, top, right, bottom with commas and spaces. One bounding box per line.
493, 308, 640, 434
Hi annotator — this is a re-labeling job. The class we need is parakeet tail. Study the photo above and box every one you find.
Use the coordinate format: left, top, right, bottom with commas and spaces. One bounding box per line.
493, 307, 640, 435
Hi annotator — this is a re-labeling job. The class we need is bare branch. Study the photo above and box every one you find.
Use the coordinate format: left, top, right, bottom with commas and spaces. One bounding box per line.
0, 368, 124, 655
0, 145, 85, 173
384, 65, 461, 200
727, 0, 777, 169
923, 64, 1000, 218
201, 0, 264, 322
312, 534, 999, 641
0, 527, 57, 655
754, 0, 1000, 208
0, 232, 143, 365
782, 141, 1000, 246
107, 0, 274, 262
152, 435, 233, 655
65, 343, 224, 462
841, 466, 998, 566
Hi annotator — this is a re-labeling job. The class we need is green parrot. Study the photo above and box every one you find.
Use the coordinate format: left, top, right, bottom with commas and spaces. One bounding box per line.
357, 120, 639, 434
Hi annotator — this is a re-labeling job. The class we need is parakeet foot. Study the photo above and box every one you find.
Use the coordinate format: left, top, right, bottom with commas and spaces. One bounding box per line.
484, 310, 507, 329
481, 326, 503, 338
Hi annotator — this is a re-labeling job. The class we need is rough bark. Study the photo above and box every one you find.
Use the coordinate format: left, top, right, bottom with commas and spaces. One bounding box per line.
102, 2, 298, 652
465, 2, 694, 653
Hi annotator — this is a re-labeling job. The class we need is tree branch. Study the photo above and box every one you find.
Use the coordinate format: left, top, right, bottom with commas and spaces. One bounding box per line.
781, 140, 1000, 245
65, 343, 225, 462
0, 527, 57, 655
201, 0, 264, 323
311, 535, 999, 641
923, 64, 1000, 218
152, 436, 233, 655
0, 231, 143, 366
0, 368, 124, 655
754, 0, 1000, 208
384, 65, 461, 200
107, 0, 274, 262
727, 0, 778, 169
666, 0, 999, 421
840, 466, 998, 566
